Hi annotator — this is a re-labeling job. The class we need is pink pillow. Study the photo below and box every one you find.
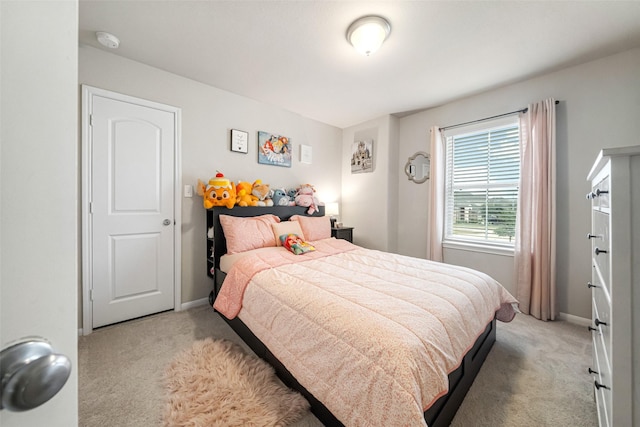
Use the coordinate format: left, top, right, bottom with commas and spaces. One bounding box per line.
219, 214, 281, 254
290, 215, 331, 241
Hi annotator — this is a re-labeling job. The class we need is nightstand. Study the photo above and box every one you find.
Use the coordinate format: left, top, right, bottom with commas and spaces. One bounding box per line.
331, 226, 353, 243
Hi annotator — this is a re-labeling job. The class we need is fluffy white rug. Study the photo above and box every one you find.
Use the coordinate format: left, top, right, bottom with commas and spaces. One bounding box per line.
164, 338, 309, 427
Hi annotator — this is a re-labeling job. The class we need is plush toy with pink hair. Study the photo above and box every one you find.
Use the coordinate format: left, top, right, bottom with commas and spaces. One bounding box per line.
294, 184, 324, 215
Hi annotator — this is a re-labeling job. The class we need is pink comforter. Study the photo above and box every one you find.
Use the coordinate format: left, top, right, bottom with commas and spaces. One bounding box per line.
214, 240, 518, 426
214, 238, 357, 318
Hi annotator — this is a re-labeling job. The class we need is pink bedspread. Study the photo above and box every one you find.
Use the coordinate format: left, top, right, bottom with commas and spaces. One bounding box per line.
214, 238, 357, 318
214, 240, 518, 426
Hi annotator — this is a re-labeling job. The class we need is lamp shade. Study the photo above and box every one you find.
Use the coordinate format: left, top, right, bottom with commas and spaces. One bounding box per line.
347, 16, 391, 56
325, 202, 340, 217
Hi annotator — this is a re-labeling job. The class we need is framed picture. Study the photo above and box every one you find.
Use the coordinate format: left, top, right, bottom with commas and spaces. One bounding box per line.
230, 129, 249, 154
257, 131, 292, 167
300, 144, 312, 164
351, 138, 374, 173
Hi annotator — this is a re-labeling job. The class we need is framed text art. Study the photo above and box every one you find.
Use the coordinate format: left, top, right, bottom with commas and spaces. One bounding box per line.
258, 131, 292, 167
300, 144, 312, 164
230, 129, 249, 154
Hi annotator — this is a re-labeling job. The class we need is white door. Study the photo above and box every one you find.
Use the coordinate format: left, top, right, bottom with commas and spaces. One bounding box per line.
86, 88, 178, 329
1, 1, 78, 425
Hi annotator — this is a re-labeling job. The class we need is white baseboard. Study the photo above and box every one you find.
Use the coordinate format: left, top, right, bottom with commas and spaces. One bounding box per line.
181, 297, 209, 311
558, 312, 591, 327
78, 298, 210, 336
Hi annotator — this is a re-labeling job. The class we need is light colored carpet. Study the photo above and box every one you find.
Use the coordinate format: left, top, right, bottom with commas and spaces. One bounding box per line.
163, 338, 309, 426
78, 305, 597, 426
450, 313, 596, 427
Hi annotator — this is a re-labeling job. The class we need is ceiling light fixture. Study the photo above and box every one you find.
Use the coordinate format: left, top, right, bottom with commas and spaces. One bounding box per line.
96, 31, 120, 49
346, 15, 391, 56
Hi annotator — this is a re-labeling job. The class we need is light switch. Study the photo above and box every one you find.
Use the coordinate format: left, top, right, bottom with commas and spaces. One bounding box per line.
184, 184, 193, 198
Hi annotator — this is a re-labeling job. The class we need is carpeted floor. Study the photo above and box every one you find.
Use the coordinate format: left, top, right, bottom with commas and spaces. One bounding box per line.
78, 304, 597, 427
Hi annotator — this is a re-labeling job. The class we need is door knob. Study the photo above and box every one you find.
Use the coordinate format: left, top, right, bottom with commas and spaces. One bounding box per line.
1, 339, 71, 411
163, 219, 171, 226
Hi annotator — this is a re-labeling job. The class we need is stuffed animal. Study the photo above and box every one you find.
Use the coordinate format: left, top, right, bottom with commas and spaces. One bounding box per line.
251, 180, 274, 207
287, 188, 298, 200
272, 188, 292, 206
235, 181, 258, 207
196, 179, 214, 208
294, 183, 323, 215
196, 172, 236, 209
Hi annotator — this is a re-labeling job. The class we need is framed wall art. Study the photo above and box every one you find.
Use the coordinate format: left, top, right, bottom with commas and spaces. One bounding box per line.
351, 138, 374, 173
351, 127, 376, 174
230, 129, 249, 153
257, 131, 292, 167
300, 144, 312, 164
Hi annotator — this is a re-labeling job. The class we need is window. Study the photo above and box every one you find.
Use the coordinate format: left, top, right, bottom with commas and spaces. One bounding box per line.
444, 118, 520, 249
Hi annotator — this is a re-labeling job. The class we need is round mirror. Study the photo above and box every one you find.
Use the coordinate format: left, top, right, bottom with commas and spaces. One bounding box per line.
405, 151, 430, 183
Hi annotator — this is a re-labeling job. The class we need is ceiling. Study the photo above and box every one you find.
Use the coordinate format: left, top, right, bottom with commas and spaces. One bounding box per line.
79, 1, 640, 128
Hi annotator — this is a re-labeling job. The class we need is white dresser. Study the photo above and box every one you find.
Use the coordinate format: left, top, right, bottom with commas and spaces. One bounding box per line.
587, 145, 640, 427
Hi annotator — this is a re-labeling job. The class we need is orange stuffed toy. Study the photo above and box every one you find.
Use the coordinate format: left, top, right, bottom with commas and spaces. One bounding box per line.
197, 172, 236, 209
235, 181, 259, 207
251, 180, 274, 207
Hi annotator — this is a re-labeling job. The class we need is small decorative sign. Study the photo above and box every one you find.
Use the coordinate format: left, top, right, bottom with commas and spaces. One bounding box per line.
230, 129, 249, 154
258, 131, 292, 167
300, 144, 312, 164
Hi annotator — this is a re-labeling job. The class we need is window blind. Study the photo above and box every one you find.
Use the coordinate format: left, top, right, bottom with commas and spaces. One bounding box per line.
444, 123, 520, 245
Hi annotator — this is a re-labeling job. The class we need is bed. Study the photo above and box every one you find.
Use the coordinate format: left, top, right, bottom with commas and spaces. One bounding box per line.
207, 206, 517, 426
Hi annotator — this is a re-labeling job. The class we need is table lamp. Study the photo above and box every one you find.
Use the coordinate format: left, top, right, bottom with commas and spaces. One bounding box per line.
325, 202, 340, 227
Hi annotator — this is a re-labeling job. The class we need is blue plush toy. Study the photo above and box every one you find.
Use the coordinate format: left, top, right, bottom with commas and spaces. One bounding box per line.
272, 188, 291, 206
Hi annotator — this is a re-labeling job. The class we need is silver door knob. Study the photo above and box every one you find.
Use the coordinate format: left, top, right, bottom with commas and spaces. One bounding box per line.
1, 339, 71, 411
163, 219, 171, 226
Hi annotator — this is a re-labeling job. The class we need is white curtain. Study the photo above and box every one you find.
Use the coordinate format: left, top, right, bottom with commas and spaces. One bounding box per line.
514, 98, 557, 320
427, 126, 445, 262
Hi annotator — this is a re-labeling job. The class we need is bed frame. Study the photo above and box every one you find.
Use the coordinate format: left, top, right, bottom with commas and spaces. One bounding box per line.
207, 206, 496, 427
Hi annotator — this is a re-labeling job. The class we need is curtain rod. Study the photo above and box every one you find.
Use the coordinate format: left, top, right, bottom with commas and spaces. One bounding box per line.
439, 100, 559, 132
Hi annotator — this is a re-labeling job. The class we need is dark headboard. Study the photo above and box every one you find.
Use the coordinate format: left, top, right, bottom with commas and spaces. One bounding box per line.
208, 205, 325, 270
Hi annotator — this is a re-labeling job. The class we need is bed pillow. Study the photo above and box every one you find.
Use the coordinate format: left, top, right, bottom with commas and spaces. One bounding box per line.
290, 215, 331, 241
219, 214, 281, 254
271, 221, 306, 246
279, 233, 316, 255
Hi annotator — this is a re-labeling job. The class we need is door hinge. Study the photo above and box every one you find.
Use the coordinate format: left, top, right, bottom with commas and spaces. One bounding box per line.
89, 289, 94, 301
89, 202, 93, 214
89, 114, 94, 126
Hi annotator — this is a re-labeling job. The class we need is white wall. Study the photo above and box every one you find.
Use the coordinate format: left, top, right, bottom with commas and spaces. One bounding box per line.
78, 45, 640, 322
78, 46, 342, 321
1, 1, 78, 425
342, 115, 399, 251
395, 48, 640, 319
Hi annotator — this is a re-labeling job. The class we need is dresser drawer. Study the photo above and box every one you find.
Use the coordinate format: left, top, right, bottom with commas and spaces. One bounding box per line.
592, 210, 610, 290
592, 292, 611, 369
592, 339, 611, 427
592, 306, 613, 418
592, 175, 610, 209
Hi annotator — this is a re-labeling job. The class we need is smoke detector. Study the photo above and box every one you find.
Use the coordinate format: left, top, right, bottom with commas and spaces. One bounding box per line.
96, 31, 120, 49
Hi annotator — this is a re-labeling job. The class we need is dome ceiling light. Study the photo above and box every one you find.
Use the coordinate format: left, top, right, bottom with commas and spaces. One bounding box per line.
346, 15, 391, 56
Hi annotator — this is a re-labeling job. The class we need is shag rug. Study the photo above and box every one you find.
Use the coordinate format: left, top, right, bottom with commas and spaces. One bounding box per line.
163, 338, 309, 427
